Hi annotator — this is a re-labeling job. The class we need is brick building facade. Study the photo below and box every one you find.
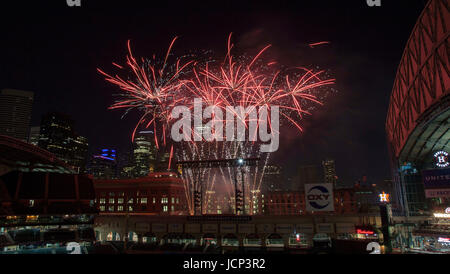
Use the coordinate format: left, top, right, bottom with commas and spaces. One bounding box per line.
265, 188, 358, 215
93, 172, 188, 215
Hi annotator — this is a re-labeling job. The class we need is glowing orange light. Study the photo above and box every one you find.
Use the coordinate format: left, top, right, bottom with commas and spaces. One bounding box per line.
379, 192, 390, 203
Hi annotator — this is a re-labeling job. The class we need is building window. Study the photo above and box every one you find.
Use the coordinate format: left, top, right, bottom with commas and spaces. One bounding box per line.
176, 198, 179, 204
163, 206, 168, 212
128, 206, 133, 212
117, 198, 124, 204
100, 198, 106, 204
171, 197, 175, 204
141, 198, 147, 204
153, 197, 156, 204
171, 205, 174, 212
109, 198, 115, 204
117, 206, 124, 212
109, 192, 115, 197
128, 198, 133, 204
161, 198, 168, 204
100, 206, 105, 212
29, 200, 35, 207
108, 206, 114, 212
118, 192, 125, 197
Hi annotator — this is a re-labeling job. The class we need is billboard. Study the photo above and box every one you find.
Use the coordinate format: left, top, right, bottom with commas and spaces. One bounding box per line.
422, 168, 450, 198
305, 184, 334, 212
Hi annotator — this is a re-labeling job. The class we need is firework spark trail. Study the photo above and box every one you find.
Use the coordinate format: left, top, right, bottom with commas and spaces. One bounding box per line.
101, 34, 335, 215
309, 41, 330, 48
98, 38, 194, 147
179, 34, 335, 205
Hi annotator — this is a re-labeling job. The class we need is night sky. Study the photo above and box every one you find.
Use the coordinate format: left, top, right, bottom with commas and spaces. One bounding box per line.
0, 0, 428, 185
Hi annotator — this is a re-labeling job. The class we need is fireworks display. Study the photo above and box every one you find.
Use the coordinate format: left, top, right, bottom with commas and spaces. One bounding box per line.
99, 33, 336, 215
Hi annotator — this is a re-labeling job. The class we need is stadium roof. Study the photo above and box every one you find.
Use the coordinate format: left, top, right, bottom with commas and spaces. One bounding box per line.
0, 134, 74, 174
386, 0, 449, 159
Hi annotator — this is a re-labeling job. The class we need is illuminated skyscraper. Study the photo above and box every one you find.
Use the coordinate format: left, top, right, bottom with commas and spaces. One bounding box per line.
322, 159, 338, 186
38, 112, 74, 163
88, 148, 118, 179
133, 131, 157, 177
38, 112, 88, 172
71, 135, 89, 173
0, 89, 34, 142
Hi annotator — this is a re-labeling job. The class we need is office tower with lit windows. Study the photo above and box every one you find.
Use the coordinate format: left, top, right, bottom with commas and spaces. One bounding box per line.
0, 89, 34, 142
38, 112, 88, 172
71, 135, 89, 173
88, 148, 118, 179
133, 131, 157, 177
38, 112, 75, 163
323, 159, 338, 186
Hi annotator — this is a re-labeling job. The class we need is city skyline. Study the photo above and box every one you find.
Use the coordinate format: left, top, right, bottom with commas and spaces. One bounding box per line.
0, 0, 449, 258
0, 0, 428, 185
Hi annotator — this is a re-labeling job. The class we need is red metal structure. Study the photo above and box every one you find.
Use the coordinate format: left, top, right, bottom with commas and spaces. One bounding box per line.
386, 0, 449, 158
0, 134, 74, 173
386, 0, 449, 216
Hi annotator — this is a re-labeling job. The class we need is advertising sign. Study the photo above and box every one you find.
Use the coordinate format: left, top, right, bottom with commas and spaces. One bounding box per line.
434, 151, 449, 168
422, 168, 450, 198
305, 184, 334, 212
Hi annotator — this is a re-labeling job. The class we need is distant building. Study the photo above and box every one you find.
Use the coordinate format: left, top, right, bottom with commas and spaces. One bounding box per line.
0, 89, 34, 142
133, 131, 157, 177
38, 112, 75, 163
265, 191, 304, 215
322, 159, 338, 186
93, 172, 187, 215
28, 126, 40, 146
71, 135, 89, 173
38, 112, 88, 172
249, 189, 265, 215
88, 149, 118, 179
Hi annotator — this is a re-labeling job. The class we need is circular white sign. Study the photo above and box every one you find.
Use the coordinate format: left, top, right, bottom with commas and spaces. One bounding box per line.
434, 151, 449, 168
